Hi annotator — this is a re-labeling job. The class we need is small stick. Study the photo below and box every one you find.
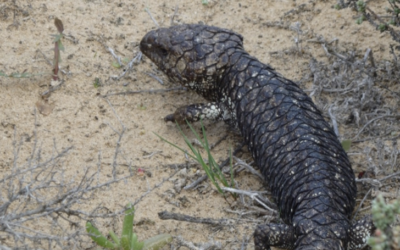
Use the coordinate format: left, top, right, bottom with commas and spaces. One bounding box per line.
241, 235, 251, 250
222, 187, 278, 213
355, 178, 382, 188
233, 156, 264, 180
363, 48, 375, 68
321, 43, 331, 57
358, 206, 372, 212
142, 150, 162, 159
104, 98, 126, 179
328, 105, 340, 138
379, 171, 400, 182
176, 236, 222, 250
390, 45, 398, 63
176, 236, 199, 250
132, 167, 180, 206
353, 115, 400, 139
36, 50, 69, 76
184, 174, 208, 190
219, 142, 246, 168
145, 8, 159, 27
209, 133, 229, 150
354, 188, 372, 218
170, 5, 179, 25
114, 52, 142, 80
88, 32, 128, 71
107, 47, 122, 67
144, 72, 164, 85
158, 210, 234, 226
41, 79, 65, 97
101, 86, 187, 97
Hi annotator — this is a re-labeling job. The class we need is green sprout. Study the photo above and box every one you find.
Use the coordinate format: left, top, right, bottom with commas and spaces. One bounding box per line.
379, 23, 388, 32
86, 203, 172, 250
112, 61, 122, 69
51, 18, 64, 81
1, 18, 63, 79
138, 104, 147, 110
357, 0, 366, 13
356, 0, 366, 24
356, 15, 366, 24
93, 77, 101, 88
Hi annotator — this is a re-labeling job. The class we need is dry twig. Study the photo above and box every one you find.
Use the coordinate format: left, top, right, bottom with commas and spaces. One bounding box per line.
0, 117, 132, 249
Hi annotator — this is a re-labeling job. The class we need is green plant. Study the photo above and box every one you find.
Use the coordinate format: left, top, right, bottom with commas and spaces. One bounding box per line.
94, 77, 101, 88
386, 0, 400, 26
341, 140, 352, 152
86, 203, 172, 250
356, 15, 366, 24
356, 0, 367, 24
156, 120, 236, 198
138, 103, 147, 110
379, 23, 388, 32
355, 0, 400, 31
357, 0, 366, 12
112, 61, 122, 69
368, 195, 400, 250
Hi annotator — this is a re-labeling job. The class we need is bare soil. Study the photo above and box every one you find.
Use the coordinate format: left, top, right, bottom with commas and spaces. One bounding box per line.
0, 0, 399, 249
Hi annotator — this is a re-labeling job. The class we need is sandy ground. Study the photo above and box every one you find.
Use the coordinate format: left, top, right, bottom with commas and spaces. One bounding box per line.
0, 0, 399, 249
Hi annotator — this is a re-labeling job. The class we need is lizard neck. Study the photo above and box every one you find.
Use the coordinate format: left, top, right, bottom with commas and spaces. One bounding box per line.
218, 50, 278, 130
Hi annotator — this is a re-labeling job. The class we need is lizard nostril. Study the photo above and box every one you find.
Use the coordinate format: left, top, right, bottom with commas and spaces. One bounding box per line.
139, 42, 150, 51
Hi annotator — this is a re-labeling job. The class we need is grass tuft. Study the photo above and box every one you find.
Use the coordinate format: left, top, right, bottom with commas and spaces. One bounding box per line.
156, 120, 236, 199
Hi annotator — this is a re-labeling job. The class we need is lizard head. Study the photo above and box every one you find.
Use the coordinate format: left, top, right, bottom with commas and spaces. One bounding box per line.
140, 24, 244, 96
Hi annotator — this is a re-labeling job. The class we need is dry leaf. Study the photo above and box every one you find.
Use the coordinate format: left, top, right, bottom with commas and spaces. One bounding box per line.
36, 99, 55, 116
54, 18, 64, 33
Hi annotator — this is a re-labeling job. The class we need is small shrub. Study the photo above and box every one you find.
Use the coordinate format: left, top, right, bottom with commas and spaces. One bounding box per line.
368, 195, 400, 250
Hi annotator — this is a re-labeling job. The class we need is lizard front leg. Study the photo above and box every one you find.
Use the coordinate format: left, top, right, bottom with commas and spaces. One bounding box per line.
164, 102, 229, 124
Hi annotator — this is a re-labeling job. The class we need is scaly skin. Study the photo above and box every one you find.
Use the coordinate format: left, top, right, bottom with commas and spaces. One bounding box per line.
140, 24, 374, 250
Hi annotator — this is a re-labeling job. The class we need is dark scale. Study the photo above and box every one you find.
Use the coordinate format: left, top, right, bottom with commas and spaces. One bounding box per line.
140, 24, 375, 250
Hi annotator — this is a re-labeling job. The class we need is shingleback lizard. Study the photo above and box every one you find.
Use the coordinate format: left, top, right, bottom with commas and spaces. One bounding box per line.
140, 24, 375, 250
